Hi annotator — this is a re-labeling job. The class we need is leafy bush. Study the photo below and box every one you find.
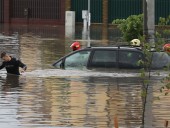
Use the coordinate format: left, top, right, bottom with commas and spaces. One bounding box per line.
158, 15, 170, 25
112, 14, 143, 42
112, 19, 126, 24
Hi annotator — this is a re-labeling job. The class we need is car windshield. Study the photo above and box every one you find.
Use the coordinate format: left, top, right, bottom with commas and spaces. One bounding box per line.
151, 52, 170, 69
64, 50, 91, 70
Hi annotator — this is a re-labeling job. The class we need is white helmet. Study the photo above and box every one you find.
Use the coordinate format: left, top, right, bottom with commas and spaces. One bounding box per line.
130, 39, 141, 46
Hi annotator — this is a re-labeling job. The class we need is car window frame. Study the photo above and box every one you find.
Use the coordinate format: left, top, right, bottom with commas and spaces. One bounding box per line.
117, 48, 144, 69
149, 51, 170, 69
53, 49, 92, 69
60, 49, 91, 69
53, 59, 64, 69
88, 48, 118, 69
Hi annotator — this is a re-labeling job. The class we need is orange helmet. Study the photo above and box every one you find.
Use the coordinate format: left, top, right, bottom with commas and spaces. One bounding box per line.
163, 43, 170, 53
70, 41, 81, 51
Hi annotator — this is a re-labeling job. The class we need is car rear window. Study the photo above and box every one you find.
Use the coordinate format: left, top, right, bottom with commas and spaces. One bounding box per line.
151, 52, 170, 69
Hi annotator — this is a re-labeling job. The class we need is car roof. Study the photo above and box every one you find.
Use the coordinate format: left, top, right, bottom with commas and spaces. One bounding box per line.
82, 46, 142, 52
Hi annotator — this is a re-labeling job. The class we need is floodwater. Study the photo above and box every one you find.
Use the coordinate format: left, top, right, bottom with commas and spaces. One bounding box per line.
0, 24, 169, 128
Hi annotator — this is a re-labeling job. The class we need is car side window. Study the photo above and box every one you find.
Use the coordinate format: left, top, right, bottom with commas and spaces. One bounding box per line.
64, 50, 91, 69
119, 51, 143, 68
151, 52, 170, 69
91, 50, 117, 68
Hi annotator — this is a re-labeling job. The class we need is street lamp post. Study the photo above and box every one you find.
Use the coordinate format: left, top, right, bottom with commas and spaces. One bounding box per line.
143, 0, 155, 44
88, 0, 91, 30
143, 1, 154, 127
87, 0, 91, 47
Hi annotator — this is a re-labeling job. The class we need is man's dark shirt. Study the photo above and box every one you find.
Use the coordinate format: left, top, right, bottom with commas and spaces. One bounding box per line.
0, 57, 27, 75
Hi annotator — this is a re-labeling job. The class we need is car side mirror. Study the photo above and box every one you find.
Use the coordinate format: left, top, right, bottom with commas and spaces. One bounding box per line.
60, 60, 64, 69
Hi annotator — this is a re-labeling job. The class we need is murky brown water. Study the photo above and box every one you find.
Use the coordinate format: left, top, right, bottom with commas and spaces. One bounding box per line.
0, 24, 169, 128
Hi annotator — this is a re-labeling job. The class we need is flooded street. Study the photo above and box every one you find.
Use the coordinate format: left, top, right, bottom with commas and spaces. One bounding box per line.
0, 24, 170, 128
0, 75, 144, 128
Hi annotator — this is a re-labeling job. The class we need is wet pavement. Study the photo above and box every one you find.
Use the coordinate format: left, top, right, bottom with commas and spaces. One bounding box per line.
0, 24, 169, 128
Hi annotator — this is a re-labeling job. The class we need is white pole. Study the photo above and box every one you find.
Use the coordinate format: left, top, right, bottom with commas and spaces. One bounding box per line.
87, 0, 91, 47
88, 0, 91, 29
143, 0, 155, 44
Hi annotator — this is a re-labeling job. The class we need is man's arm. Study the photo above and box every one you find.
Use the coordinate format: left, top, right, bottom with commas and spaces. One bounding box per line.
0, 62, 5, 70
17, 60, 27, 72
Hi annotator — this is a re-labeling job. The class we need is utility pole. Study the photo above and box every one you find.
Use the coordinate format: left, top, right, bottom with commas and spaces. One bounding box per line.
87, 0, 91, 47
143, 2, 154, 128
88, 0, 91, 30
143, 0, 155, 44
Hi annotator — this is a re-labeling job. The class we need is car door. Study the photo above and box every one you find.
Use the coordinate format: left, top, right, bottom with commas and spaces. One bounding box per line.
118, 50, 144, 69
89, 49, 117, 68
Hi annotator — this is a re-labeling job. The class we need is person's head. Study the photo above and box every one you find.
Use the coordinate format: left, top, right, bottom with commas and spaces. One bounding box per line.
1, 52, 11, 62
70, 41, 81, 51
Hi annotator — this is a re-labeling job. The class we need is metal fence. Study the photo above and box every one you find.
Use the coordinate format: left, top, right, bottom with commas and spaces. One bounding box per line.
71, 0, 142, 23
109, 0, 170, 24
71, 0, 170, 25
155, 0, 170, 24
1, 0, 170, 25
71, 0, 102, 23
108, 0, 142, 23
11, 0, 62, 19
0, 0, 4, 23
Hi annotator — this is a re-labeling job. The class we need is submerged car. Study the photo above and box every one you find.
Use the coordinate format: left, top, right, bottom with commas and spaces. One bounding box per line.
52, 46, 170, 70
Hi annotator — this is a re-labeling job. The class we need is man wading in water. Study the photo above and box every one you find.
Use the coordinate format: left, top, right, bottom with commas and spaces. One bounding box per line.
0, 52, 27, 75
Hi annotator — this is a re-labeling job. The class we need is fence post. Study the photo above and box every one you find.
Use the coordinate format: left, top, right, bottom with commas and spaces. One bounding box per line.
4, 0, 10, 23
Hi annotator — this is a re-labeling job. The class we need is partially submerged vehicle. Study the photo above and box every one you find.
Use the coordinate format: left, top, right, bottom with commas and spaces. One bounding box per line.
52, 46, 170, 70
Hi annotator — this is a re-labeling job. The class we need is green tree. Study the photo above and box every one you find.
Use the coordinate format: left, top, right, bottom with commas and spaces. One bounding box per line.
112, 14, 143, 42
113, 14, 170, 128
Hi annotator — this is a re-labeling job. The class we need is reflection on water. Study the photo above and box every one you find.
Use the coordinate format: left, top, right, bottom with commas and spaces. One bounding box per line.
0, 24, 169, 128
19, 36, 66, 71
0, 75, 144, 128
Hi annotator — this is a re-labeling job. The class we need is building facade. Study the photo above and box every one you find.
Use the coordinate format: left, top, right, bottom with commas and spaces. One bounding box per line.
0, 0, 170, 25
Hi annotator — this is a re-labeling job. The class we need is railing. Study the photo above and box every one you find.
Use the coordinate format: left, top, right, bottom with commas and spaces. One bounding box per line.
11, 0, 62, 19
